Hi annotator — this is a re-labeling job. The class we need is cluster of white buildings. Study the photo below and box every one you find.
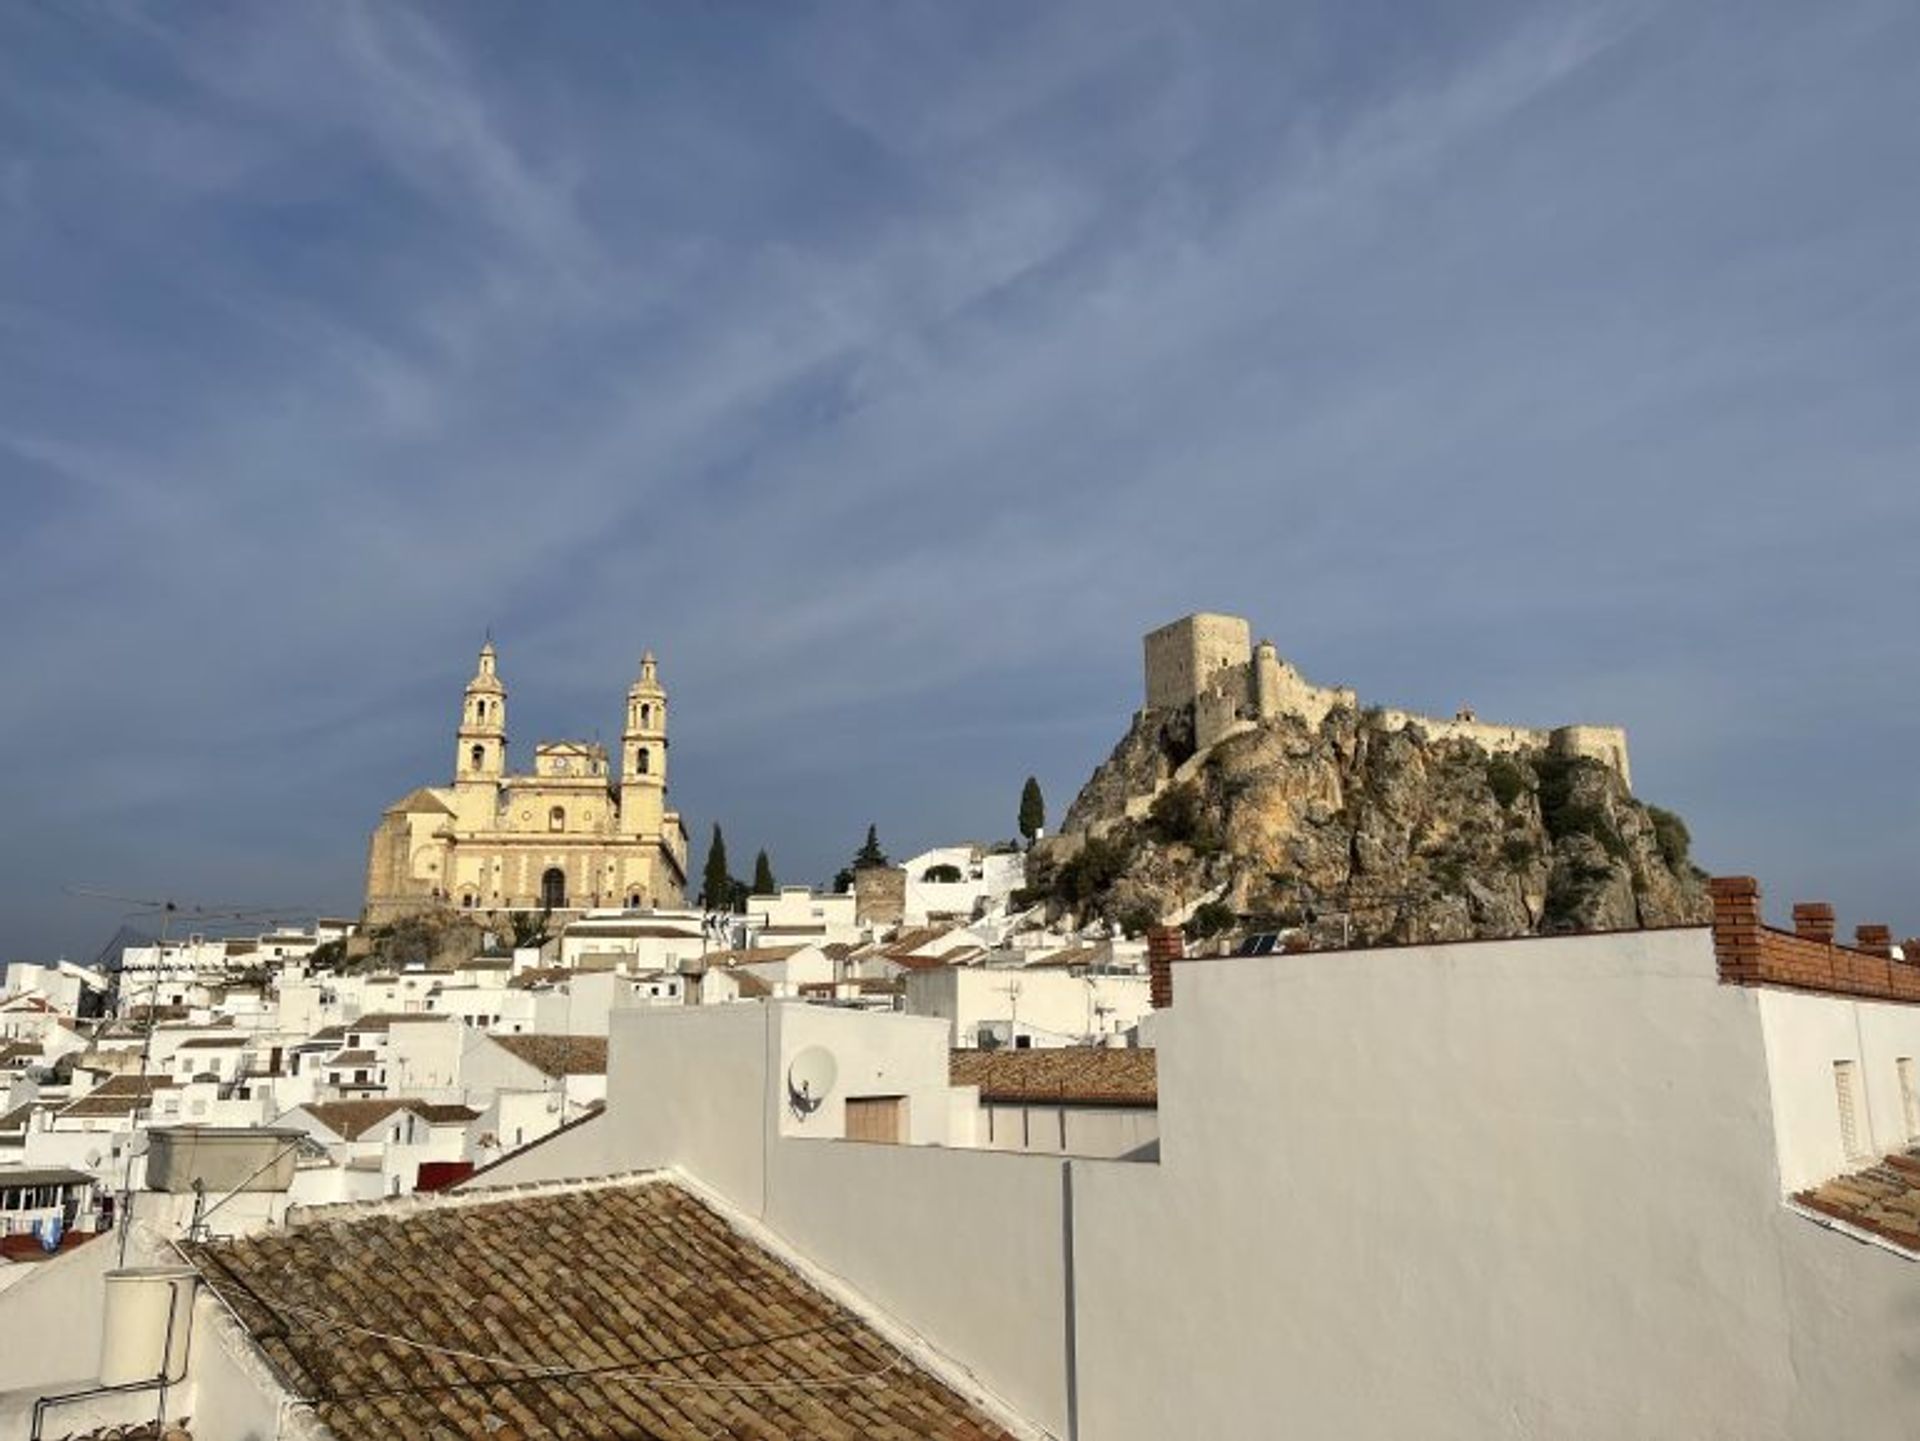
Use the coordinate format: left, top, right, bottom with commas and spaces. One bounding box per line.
2, 877, 1919, 1437
0, 847, 1157, 1289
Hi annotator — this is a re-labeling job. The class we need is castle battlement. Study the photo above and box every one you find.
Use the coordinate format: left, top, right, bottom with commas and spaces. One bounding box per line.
1143, 613, 1631, 786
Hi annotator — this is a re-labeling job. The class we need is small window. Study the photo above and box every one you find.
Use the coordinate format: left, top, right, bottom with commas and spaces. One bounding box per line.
1835, 1060, 1869, 1160
470, 743, 485, 770
640, 703, 651, 726
549, 806, 565, 832
636, 748, 650, 775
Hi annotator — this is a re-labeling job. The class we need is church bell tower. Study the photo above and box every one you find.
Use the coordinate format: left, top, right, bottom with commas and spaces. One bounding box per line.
455, 641, 508, 783
619, 651, 666, 836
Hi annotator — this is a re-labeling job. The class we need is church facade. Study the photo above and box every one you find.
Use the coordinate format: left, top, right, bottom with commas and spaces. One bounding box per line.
363, 643, 689, 924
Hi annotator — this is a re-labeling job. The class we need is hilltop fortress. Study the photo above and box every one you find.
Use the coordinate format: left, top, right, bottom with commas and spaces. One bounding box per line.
1144, 612, 1632, 785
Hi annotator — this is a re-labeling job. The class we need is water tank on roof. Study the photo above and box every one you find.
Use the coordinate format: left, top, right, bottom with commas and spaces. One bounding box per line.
100, 1266, 197, 1385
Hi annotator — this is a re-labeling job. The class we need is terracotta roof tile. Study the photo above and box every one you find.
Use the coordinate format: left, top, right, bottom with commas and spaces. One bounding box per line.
949, 1048, 1157, 1106
702, 945, 807, 967
184, 1179, 1024, 1440
410, 1104, 481, 1126
289, 1100, 419, 1141
489, 1034, 608, 1077
56, 1075, 174, 1118
1795, 1149, 1920, 1253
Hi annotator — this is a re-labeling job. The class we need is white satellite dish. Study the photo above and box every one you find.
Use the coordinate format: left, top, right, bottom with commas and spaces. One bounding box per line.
786, 1047, 838, 1119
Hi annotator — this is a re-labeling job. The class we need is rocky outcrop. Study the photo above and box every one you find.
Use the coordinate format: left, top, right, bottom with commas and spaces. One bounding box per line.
1036, 705, 1709, 945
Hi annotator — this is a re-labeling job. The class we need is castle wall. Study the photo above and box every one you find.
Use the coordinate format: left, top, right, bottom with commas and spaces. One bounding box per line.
1253, 651, 1357, 731
1144, 613, 1251, 713
1551, 725, 1633, 789
1140, 613, 1633, 787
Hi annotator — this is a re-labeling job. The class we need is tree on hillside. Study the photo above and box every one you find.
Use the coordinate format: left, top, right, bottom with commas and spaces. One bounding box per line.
752, 849, 776, 895
1019, 776, 1046, 845
701, 824, 731, 911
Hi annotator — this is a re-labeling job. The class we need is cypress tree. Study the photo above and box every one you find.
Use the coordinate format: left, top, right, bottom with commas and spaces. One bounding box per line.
1019, 776, 1046, 844
752, 849, 776, 895
701, 824, 731, 911
855, 824, 887, 868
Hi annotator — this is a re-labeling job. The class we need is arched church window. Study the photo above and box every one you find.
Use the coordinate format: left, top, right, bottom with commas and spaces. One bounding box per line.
541, 868, 567, 910
641, 703, 651, 726
470, 744, 484, 770
637, 748, 650, 775
548, 806, 565, 832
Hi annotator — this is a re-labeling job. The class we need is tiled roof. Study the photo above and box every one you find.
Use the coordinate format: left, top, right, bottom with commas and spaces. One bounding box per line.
0, 1101, 35, 1133
176, 1035, 248, 1049
57, 1075, 174, 1118
411, 1104, 481, 1126
184, 1179, 1023, 1441
0, 1166, 95, 1188
384, 785, 455, 816
290, 1100, 416, 1141
490, 1034, 609, 1077
885, 926, 952, 956
883, 953, 951, 972
48, 1419, 184, 1440
326, 1050, 380, 1068
1022, 946, 1102, 971
949, 1048, 1158, 1106
702, 945, 807, 967
1795, 1149, 1920, 1253
731, 972, 773, 999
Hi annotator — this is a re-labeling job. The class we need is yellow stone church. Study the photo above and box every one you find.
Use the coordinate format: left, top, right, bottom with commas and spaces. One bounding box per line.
363, 642, 689, 923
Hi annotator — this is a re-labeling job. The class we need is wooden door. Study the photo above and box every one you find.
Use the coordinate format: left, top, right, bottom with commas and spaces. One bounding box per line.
844, 1095, 907, 1144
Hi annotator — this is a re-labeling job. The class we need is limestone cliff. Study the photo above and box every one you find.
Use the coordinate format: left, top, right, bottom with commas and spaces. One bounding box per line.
1037, 705, 1710, 945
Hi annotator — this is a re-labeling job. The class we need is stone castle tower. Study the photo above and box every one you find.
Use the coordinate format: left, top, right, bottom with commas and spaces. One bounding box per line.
1142, 612, 1632, 785
363, 642, 690, 924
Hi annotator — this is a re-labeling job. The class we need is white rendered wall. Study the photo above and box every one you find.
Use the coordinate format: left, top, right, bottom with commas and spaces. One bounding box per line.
1071, 931, 1919, 1441
465, 937, 1920, 1441
977, 1102, 1159, 1160
906, 968, 1151, 1048
1757, 988, 1920, 1193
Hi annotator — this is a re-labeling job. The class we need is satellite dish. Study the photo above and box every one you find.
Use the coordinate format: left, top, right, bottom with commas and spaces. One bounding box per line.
786, 1047, 838, 1119
84, 1150, 102, 1169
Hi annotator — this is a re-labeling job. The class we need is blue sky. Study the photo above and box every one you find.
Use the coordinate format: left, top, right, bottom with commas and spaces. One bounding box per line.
2, 0, 1916, 960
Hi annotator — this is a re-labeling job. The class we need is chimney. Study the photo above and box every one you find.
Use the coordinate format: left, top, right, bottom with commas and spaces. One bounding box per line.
1708, 876, 1763, 984
1791, 902, 1836, 944
1146, 926, 1184, 1009
1855, 924, 1894, 959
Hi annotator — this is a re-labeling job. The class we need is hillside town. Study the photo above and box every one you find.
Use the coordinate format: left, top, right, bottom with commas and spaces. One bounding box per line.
0, 856, 1152, 1247
1, 618, 1917, 1440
